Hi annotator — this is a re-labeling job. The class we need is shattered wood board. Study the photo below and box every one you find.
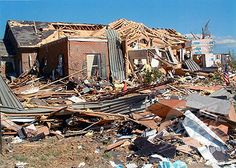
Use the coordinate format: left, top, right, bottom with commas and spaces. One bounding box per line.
1, 113, 22, 131
176, 145, 192, 154
182, 111, 227, 148
183, 85, 222, 93
158, 99, 186, 109
182, 137, 202, 148
186, 93, 230, 116
228, 104, 236, 122
148, 99, 184, 120
203, 119, 229, 142
131, 112, 159, 129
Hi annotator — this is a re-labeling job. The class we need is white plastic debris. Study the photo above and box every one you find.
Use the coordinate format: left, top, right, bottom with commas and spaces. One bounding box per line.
25, 124, 37, 131
78, 162, 86, 167
77, 145, 82, 150
68, 96, 86, 103
11, 136, 23, 144
142, 129, 157, 138
21, 87, 39, 95
110, 161, 123, 168
94, 148, 100, 154
150, 154, 166, 161
142, 164, 153, 168
126, 163, 137, 168
15, 161, 28, 168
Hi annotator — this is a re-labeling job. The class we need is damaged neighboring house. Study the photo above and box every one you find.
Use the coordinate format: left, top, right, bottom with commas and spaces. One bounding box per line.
0, 40, 14, 77
185, 21, 231, 70
3, 20, 110, 79
186, 37, 216, 68
2, 19, 190, 80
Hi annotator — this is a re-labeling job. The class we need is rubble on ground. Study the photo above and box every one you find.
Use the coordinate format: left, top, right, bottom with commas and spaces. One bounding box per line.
1, 66, 236, 168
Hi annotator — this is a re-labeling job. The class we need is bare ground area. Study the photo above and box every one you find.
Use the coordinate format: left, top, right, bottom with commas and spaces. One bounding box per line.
0, 134, 209, 168
0, 136, 113, 168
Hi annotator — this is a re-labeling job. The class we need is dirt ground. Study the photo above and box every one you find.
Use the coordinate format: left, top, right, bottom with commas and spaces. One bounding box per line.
0, 133, 210, 168
0, 135, 113, 168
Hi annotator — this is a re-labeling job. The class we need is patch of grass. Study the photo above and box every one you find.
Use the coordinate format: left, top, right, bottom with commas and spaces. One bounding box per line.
102, 152, 112, 159
14, 154, 28, 162
0, 159, 3, 165
143, 69, 163, 84
44, 149, 61, 158
40, 154, 49, 161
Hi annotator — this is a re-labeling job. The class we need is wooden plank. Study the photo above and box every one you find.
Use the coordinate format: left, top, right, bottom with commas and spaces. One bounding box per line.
1, 113, 22, 132
105, 140, 127, 151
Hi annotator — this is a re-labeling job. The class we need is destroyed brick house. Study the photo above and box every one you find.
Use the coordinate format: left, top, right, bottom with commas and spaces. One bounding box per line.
2, 19, 194, 80
1, 19, 236, 168
0, 40, 14, 77
3, 20, 110, 79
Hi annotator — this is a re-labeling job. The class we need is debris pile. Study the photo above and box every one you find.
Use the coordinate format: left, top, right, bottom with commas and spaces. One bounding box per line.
1, 70, 236, 167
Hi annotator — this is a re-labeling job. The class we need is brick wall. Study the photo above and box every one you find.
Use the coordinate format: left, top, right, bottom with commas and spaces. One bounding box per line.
39, 38, 69, 76
68, 40, 109, 79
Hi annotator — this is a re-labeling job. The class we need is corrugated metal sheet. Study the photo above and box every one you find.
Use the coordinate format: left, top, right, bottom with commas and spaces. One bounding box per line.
72, 94, 152, 114
0, 107, 53, 114
106, 29, 125, 81
1, 93, 152, 115
0, 75, 23, 109
210, 88, 233, 100
186, 93, 230, 116
184, 59, 201, 72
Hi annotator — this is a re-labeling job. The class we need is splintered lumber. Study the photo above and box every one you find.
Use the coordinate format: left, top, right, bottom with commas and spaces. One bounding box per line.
39, 68, 86, 90
50, 108, 142, 125
147, 99, 185, 120
166, 84, 188, 94
148, 50, 175, 68
63, 108, 125, 120
18, 90, 77, 99
46, 106, 68, 118
105, 139, 127, 151
1, 113, 22, 132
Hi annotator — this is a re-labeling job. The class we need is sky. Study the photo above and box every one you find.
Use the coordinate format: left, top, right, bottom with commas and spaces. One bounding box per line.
0, 0, 236, 54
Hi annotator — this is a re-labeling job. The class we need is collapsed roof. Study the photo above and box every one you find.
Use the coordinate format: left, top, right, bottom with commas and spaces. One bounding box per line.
0, 40, 8, 56
94, 19, 187, 48
5, 19, 187, 48
5, 20, 106, 47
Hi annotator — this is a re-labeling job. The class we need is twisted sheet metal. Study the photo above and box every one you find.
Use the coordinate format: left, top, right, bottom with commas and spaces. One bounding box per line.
106, 29, 125, 81
184, 59, 201, 72
72, 94, 152, 114
0, 75, 23, 109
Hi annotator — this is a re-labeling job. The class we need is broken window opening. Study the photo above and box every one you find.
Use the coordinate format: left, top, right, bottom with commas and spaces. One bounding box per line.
56, 54, 64, 77
86, 54, 102, 79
